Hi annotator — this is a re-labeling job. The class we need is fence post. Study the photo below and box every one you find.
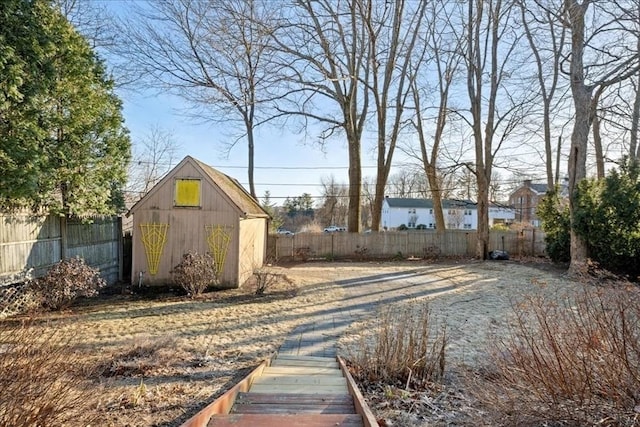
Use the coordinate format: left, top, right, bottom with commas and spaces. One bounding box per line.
290, 235, 294, 258
405, 232, 409, 255
331, 233, 335, 259
117, 217, 123, 281
60, 215, 68, 260
531, 228, 536, 256
519, 230, 524, 257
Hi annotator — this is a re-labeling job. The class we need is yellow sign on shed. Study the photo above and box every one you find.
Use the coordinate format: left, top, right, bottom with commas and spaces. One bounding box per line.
175, 178, 201, 207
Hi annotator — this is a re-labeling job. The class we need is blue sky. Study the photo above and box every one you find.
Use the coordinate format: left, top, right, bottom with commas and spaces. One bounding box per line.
98, 0, 364, 205
119, 88, 360, 204
100, 0, 550, 206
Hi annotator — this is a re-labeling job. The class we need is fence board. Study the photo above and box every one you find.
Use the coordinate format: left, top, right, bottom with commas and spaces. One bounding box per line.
0, 213, 121, 286
270, 230, 546, 261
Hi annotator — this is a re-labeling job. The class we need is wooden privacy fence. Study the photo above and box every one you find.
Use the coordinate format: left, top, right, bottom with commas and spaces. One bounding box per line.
268, 229, 546, 261
0, 213, 123, 318
0, 213, 122, 286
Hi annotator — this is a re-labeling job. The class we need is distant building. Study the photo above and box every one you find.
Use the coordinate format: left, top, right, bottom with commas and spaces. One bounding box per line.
508, 179, 568, 227
381, 197, 515, 230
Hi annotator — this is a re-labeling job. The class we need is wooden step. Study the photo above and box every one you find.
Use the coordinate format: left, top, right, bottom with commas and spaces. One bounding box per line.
207, 414, 364, 427
272, 359, 339, 368
249, 383, 348, 394
252, 375, 347, 386
262, 366, 343, 376
232, 402, 355, 414
276, 355, 337, 363
235, 392, 354, 406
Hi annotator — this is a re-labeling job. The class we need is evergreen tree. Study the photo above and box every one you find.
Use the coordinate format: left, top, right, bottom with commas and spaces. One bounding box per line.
0, 0, 56, 205
0, 0, 130, 215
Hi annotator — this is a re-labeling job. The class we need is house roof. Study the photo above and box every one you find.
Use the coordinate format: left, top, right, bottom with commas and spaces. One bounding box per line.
128, 156, 269, 218
529, 183, 550, 194
512, 180, 569, 197
384, 198, 476, 209
442, 199, 476, 209
192, 157, 269, 218
384, 198, 434, 209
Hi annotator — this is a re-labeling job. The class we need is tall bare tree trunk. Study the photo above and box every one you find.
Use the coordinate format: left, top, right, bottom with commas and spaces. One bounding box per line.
467, 0, 503, 259
590, 88, 605, 179
246, 124, 256, 197
413, 55, 453, 233
270, 0, 369, 232
366, 0, 427, 232
631, 75, 640, 160
566, 0, 590, 271
347, 129, 362, 232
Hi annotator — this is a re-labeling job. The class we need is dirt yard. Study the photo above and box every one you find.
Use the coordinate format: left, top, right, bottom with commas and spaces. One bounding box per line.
3, 259, 574, 426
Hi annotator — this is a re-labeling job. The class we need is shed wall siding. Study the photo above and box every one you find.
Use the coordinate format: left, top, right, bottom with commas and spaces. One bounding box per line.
133, 209, 240, 286
133, 162, 240, 215
238, 218, 267, 285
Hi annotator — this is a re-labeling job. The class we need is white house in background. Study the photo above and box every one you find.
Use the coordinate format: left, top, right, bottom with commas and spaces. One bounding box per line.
381, 198, 476, 230
381, 197, 515, 230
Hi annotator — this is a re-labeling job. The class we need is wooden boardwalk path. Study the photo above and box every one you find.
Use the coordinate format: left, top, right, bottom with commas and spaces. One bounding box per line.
181, 355, 378, 427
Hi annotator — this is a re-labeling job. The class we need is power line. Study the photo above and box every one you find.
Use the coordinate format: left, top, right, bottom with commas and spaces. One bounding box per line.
132, 160, 378, 169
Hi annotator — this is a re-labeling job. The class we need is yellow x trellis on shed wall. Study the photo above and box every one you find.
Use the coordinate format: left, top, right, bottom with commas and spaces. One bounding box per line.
205, 225, 232, 276
139, 223, 169, 275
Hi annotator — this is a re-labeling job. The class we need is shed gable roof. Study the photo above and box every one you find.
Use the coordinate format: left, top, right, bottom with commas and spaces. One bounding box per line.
128, 156, 269, 218
192, 157, 269, 218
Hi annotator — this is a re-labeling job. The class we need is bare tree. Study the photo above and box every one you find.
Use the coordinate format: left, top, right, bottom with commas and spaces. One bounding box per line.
386, 168, 429, 198
316, 175, 349, 227
127, 126, 181, 201
53, 0, 117, 50
611, 0, 640, 160
408, 0, 465, 232
452, 166, 478, 201
361, 0, 428, 232
116, 0, 276, 198
519, 0, 567, 188
269, 0, 370, 232
361, 176, 376, 229
563, 0, 640, 271
463, 0, 528, 259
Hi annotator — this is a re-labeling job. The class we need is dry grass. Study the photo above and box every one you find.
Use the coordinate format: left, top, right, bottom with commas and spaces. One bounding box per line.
6, 260, 632, 427
0, 270, 344, 427
471, 283, 640, 426
0, 319, 99, 427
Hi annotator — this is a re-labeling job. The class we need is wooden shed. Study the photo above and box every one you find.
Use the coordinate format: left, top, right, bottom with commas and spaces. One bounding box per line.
128, 156, 269, 288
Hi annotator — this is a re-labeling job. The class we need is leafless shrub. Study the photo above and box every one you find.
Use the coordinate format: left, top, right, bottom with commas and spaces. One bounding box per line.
294, 246, 311, 261
31, 257, 105, 311
253, 269, 281, 295
423, 245, 441, 260
471, 284, 640, 426
0, 318, 97, 427
347, 301, 447, 389
354, 245, 368, 261
251, 268, 295, 296
171, 252, 217, 297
